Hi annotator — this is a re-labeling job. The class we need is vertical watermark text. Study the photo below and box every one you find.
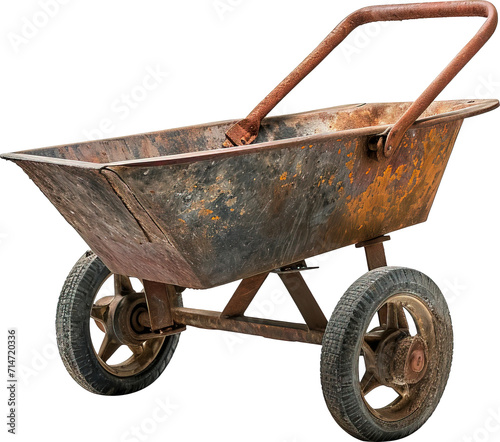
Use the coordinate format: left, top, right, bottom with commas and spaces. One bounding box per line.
6, 329, 17, 435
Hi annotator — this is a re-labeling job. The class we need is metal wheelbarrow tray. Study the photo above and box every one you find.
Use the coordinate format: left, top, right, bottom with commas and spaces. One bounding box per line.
3, 99, 497, 289
2, 2, 498, 441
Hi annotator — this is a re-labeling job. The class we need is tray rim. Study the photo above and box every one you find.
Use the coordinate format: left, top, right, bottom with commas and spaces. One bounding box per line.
2, 98, 497, 170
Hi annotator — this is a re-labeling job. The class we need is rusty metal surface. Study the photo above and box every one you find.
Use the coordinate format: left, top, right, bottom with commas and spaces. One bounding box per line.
2, 100, 497, 288
356, 235, 390, 271
11, 160, 204, 286
224, 1, 497, 159
356, 235, 391, 324
172, 307, 324, 345
278, 272, 327, 331
142, 280, 175, 331
198, 263, 329, 344
272, 260, 318, 273
110, 119, 464, 288
221, 272, 269, 317
5, 100, 496, 168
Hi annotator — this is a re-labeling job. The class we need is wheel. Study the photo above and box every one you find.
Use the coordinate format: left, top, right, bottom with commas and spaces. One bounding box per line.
321, 267, 453, 441
56, 251, 181, 395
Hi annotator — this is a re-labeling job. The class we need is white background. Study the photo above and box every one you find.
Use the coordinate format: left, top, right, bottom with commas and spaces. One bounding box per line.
1, 1, 500, 441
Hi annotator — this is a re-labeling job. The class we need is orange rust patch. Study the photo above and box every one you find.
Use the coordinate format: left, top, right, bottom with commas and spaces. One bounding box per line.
343, 130, 439, 228
301, 145, 306, 149
345, 159, 354, 171
309, 145, 313, 148
338, 148, 341, 154
347, 152, 353, 158
211, 216, 220, 220
337, 181, 344, 196
178, 218, 186, 223
365, 168, 371, 175
199, 208, 213, 216
240, 208, 246, 215
280, 172, 288, 181
230, 208, 235, 212
328, 175, 335, 186
408, 167, 421, 187
390, 164, 406, 182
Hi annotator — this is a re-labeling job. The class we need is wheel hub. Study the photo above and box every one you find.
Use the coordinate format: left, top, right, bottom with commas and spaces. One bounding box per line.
88, 274, 176, 378
102, 292, 152, 347
373, 329, 429, 388
391, 335, 428, 384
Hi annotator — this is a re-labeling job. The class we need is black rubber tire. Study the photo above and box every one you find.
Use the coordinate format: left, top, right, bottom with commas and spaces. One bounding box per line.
55, 251, 180, 395
321, 266, 453, 441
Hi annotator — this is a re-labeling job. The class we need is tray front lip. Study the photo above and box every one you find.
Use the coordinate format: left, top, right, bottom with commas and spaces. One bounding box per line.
0, 153, 103, 169
2, 99, 498, 170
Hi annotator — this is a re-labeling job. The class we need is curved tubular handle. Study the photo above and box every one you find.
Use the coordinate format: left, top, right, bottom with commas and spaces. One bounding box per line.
224, 1, 498, 157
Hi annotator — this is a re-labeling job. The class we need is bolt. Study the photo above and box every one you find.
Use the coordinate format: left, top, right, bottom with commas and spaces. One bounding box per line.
409, 349, 425, 373
137, 311, 151, 328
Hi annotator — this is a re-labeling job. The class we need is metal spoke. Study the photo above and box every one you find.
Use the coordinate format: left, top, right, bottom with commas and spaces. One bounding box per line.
140, 338, 160, 363
364, 328, 385, 344
397, 305, 409, 330
361, 341, 377, 371
384, 301, 410, 331
128, 344, 144, 356
360, 371, 381, 396
392, 383, 410, 399
114, 274, 134, 296
378, 304, 388, 327
90, 296, 113, 324
386, 302, 399, 329
98, 334, 121, 362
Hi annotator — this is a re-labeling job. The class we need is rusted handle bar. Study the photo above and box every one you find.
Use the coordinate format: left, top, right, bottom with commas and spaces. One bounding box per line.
224, 1, 497, 157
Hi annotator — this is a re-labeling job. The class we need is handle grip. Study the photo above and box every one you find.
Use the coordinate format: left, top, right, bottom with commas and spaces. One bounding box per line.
224, 1, 497, 157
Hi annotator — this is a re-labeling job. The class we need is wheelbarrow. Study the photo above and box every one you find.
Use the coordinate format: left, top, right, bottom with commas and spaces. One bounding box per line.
2, 1, 498, 440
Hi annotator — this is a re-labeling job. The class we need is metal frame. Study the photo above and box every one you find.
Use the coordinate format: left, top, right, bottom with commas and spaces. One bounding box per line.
356, 235, 390, 271
142, 238, 391, 344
